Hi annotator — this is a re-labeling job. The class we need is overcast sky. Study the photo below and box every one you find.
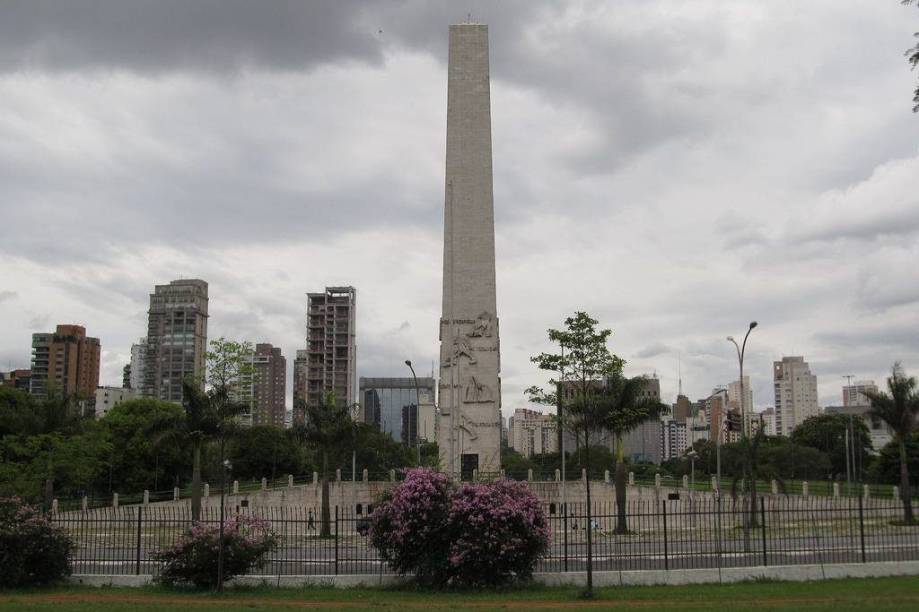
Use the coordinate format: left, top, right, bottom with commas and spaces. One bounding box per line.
1, 1, 918, 417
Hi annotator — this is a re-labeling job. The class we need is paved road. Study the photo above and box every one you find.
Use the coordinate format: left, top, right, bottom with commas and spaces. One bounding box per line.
68, 533, 919, 576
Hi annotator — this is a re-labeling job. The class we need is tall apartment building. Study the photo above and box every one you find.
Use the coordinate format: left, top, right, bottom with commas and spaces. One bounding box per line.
359, 376, 436, 446
128, 338, 148, 390
30, 325, 101, 404
292, 349, 309, 424
660, 415, 688, 460
773, 356, 819, 436
843, 380, 878, 407
142, 279, 209, 403
306, 286, 356, 412
672, 394, 692, 422
620, 376, 663, 463
95, 386, 137, 419
727, 376, 754, 433
250, 343, 286, 427
508, 408, 557, 458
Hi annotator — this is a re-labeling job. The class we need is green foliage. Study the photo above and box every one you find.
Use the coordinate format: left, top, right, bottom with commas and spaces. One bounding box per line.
501, 445, 536, 478
226, 426, 305, 481
0, 496, 74, 587
791, 413, 872, 479
205, 337, 254, 390
101, 398, 188, 493
871, 431, 919, 486
904, 0, 919, 112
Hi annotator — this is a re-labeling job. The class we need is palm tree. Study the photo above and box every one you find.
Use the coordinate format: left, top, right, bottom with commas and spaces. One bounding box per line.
594, 373, 668, 535
865, 363, 919, 524
170, 379, 246, 521
294, 393, 354, 537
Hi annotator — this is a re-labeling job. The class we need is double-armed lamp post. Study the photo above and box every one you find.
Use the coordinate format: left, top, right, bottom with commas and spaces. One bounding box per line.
726, 321, 758, 439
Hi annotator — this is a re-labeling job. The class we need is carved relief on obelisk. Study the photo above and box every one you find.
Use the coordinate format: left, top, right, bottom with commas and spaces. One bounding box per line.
435, 22, 502, 480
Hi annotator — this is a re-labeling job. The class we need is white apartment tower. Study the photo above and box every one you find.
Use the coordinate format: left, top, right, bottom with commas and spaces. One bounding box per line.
773, 356, 819, 436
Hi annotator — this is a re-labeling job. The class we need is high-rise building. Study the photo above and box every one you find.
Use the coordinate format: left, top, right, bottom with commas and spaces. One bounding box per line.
620, 377, 663, 463
437, 23, 502, 480
29, 325, 100, 405
508, 408, 557, 458
250, 343, 286, 427
292, 349, 309, 424
142, 279, 208, 403
122, 364, 131, 389
359, 376, 436, 446
660, 415, 688, 460
759, 407, 776, 436
129, 338, 148, 391
824, 404, 893, 451
306, 286, 356, 412
773, 356, 819, 436
0, 369, 32, 392
843, 380, 878, 407
672, 394, 692, 422
728, 376, 754, 432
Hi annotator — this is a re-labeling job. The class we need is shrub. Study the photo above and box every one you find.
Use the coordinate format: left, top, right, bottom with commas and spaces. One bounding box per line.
369, 468, 550, 588
0, 496, 74, 587
369, 467, 453, 585
152, 515, 278, 588
446, 479, 551, 587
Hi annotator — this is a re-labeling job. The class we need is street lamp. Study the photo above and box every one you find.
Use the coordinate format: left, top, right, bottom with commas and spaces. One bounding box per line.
405, 360, 422, 465
217, 458, 231, 593
726, 321, 757, 438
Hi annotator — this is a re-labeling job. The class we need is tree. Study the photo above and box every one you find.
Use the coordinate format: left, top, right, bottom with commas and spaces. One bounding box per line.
905, 0, 919, 112
294, 393, 353, 537
226, 426, 304, 482
791, 413, 872, 480
527, 311, 624, 596
865, 363, 919, 524
101, 398, 187, 494
871, 431, 919, 486
593, 373, 667, 534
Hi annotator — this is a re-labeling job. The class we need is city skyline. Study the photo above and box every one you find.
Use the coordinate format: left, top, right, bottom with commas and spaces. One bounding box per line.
1, 2, 918, 418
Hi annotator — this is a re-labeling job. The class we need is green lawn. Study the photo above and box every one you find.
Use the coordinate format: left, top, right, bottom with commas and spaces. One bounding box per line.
2, 577, 918, 611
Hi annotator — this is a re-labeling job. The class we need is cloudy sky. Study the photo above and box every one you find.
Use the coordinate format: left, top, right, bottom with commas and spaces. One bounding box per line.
1, 0, 918, 417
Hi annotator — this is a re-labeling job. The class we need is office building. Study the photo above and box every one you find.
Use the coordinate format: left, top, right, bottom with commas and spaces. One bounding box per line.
95, 386, 137, 419
306, 286, 356, 412
773, 356, 819, 436
359, 376, 436, 446
672, 394, 692, 422
30, 325, 100, 404
728, 376, 754, 433
509, 408, 557, 458
142, 279, 208, 403
620, 376, 663, 463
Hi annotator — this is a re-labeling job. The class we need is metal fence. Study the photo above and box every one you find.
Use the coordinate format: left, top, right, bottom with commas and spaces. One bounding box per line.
52, 496, 919, 577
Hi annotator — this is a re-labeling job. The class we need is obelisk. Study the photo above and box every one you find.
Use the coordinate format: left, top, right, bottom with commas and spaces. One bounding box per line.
437, 23, 502, 479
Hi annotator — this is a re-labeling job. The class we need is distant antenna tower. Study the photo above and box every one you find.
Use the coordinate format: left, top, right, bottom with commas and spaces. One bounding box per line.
678, 352, 683, 397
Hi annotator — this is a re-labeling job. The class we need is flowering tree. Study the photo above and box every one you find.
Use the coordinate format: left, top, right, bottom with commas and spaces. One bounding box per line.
152, 515, 278, 588
0, 497, 73, 587
446, 479, 550, 587
369, 468, 550, 587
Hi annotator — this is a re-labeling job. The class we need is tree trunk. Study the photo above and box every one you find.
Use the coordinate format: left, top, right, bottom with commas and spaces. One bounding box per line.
614, 435, 628, 534
584, 441, 593, 596
191, 442, 202, 521
900, 440, 914, 524
320, 450, 331, 538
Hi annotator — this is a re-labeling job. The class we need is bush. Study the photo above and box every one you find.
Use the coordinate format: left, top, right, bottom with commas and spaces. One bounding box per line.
369, 468, 550, 588
0, 496, 74, 587
152, 515, 278, 588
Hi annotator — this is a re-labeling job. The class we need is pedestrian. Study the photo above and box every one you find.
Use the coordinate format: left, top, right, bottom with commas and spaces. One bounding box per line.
307, 508, 316, 531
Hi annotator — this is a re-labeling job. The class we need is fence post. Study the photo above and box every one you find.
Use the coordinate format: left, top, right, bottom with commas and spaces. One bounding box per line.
527, 468, 533, 482
893, 485, 899, 500
173, 487, 179, 501
760, 496, 767, 566
232, 480, 239, 494
802, 481, 809, 497
563, 502, 568, 573
863, 484, 870, 500
334, 505, 340, 575
143, 490, 149, 506
261, 477, 267, 491
555, 469, 561, 482
113, 493, 119, 509
857, 494, 866, 563
682, 475, 689, 489
81, 496, 88, 512
288, 474, 294, 488
771, 480, 778, 495
832, 482, 839, 498
135, 506, 143, 575
662, 501, 669, 571
362, 468, 368, 482
604, 470, 610, 484
628, 472, 634, 486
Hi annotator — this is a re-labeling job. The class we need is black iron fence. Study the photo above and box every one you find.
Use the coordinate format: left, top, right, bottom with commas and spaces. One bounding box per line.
52, 496, 919, 577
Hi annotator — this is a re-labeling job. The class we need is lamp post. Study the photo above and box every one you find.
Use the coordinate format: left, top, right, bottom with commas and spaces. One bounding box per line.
405, 360, 422, 465
727, 321, 758, 542
217, 456, 231, 593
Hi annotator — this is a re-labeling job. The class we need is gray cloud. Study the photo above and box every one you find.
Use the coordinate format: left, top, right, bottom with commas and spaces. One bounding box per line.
1, 1, 919, 415
0, 291, 17, 304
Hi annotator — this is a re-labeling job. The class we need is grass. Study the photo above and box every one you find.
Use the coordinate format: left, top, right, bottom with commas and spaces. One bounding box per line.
1, 576, 918, 611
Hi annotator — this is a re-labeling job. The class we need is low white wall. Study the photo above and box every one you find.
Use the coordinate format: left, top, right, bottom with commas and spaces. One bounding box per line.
69, 560, 919, 589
